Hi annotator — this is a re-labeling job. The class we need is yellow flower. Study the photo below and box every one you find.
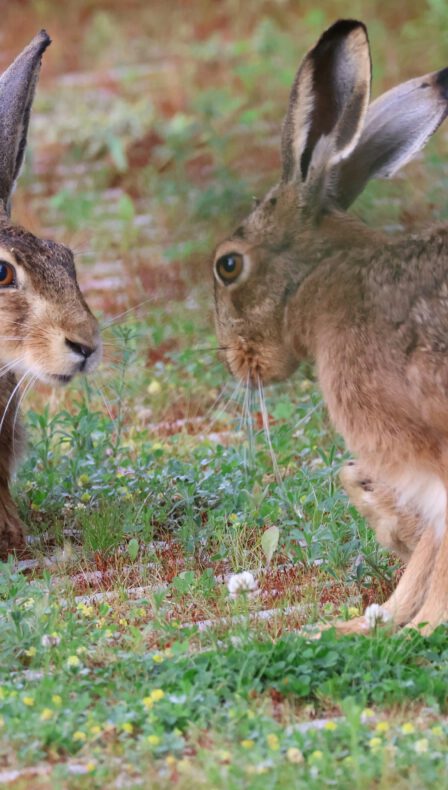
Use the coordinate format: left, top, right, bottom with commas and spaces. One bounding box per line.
121, 722, 133, 734
152, 654, 164, 664
218, 750, 231, 762
309, 750, 323, 762
77, 603, 94, 617
165, 755, 177, 767
52, 695, 62, 706
119, 618, 128, 627
324, 721, 337, 731
401, 722, 415, 735
40, 708, 53, 721
23, 696, 34, 707
267, 733, 280, 751
415, 738, 429, 754
86, 762, 96, 773
150, 689, 165, 702
22, 598, 35, 609
77, 646, 87, 655
369, 737, 382, 749
348, 606, 360, 617
90, 725, 101, 735
241, 739, 255, 749
361, 708, 375, 719
147, 734, 160, 746
66, 655, 81, 668
375, 722, 390, 733
287, 747, 304, 764
73, 731, 86, 742
431, 725, 443, 737
148, 379, 162, 395
25, 646, 37, 657
77, 474, 90, 487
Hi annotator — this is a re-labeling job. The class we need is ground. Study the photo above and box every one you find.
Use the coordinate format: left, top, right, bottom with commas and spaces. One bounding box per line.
1, 1, 448, 788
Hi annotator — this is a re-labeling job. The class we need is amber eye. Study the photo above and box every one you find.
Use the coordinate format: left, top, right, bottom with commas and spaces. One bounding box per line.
0, 261, 16, 288
215, 252, 244, 285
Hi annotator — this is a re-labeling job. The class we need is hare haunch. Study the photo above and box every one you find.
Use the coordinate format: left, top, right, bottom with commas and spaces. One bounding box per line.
0, 32, 101, 557
213, 19, 448, 634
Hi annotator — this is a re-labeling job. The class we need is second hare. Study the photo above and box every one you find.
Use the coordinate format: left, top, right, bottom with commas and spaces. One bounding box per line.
213, 19, 448, 634
0, 33, 101, 557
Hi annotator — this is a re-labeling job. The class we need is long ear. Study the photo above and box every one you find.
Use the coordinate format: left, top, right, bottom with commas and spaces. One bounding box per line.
281, 19, 371, 205
335, 69, 448, 209
0, 30, 51, 214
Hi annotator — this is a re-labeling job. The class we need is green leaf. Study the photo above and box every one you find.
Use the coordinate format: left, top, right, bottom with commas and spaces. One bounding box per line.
261, 525, 280, 565
127, 538, 139, 562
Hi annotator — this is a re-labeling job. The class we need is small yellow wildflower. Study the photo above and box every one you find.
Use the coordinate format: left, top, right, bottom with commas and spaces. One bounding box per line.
431, 725, 443, 737
143, 697, 154, 709
73, 731, 86, 742
77, 603, 94, 617
150, 689, 165, 702
25, 646, 37, 657
218, 750, 231, 762
22, 598, 35, 609
401, 722, 415, 735
309, 750, 323, 762
121, 722, 133, 734
66, 655, 81, 668
362, 708, 375, 719
147, 735, 160, 746
152, 654, 164, 664
324, 721, 337, 731
375, 721, 390, 734
165, 755, 177, 767
267, 733, 280, 751
348, 606, 360, 617
241, 739, 255, 749
40, 708, 53, 721
287, 747, 304, 764
86, 762, 96, 773
415, 738, 429, 754
80, 493, 91, 503
119, 618, 128, 627
369, 737, 382, 749
90, 725, 101, 736
147, 379, 162, 395
52, 695, 62, 706
77, 474, 90, 487
23, 696, 34, 707
77, 646, 87, 655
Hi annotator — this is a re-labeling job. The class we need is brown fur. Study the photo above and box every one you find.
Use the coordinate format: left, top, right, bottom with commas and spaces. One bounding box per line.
213, 20, 448, 633
0, 34, 101, 557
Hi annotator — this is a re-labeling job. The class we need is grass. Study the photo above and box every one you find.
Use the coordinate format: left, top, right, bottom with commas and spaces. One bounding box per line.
1, 0, 448, 787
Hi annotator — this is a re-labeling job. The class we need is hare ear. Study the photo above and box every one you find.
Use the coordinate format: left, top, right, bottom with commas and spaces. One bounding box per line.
281, 19, 371, 199
335, 69, 448, 208
0, 30, 51, 214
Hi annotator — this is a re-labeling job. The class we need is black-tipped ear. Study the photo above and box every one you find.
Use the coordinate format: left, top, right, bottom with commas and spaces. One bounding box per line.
0, 30, 51, 214
281, 19, 371, 195
335, 68, 448, 208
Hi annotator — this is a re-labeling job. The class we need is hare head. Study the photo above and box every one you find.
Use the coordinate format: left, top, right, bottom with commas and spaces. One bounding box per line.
0, 31, 101, 386
213, 19, 448, 385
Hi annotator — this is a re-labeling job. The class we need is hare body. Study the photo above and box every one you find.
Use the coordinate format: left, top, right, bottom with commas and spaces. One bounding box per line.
213, 19, 448, 632
0, 33, 101, 557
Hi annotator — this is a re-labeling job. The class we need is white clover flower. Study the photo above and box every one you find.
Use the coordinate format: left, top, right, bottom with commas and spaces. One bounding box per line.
227, 571, 258, 599
364, 604, 391, 629
41, 633, 61, 648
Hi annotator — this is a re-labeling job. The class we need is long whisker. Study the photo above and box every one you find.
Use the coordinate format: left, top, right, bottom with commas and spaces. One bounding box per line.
12, 374, 37, 457
257, 376, 283, 487
0, 371, 29, 436
100, 298, 156, 330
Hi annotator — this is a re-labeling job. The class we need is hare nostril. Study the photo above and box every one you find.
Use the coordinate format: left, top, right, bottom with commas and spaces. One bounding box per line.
65, 338, 95, 359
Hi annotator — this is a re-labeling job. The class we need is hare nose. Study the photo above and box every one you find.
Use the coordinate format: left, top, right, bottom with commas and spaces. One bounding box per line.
65, 338, 95, 359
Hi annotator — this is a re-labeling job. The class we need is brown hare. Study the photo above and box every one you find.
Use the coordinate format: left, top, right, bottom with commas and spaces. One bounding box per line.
0, 32, 101, 558
212, 19, 448, 635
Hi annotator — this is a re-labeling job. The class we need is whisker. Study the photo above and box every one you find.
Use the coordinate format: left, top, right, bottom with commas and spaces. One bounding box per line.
12, 374, 37, 457
0, 371, 29, 437
100, 298, 156, 330
257, 376, 283, 488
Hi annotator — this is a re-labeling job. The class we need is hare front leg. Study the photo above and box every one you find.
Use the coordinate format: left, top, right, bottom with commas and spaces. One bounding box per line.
407, 511, 448, 633
0, 376, 25, 559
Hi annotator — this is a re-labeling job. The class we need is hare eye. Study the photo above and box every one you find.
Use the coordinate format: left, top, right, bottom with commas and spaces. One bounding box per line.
0, 261, 16, 288
216, 253, 244, 284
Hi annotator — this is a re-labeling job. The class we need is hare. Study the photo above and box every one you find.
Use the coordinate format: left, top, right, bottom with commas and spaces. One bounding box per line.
212, 18, 448, 634
0, 32, 101, 558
